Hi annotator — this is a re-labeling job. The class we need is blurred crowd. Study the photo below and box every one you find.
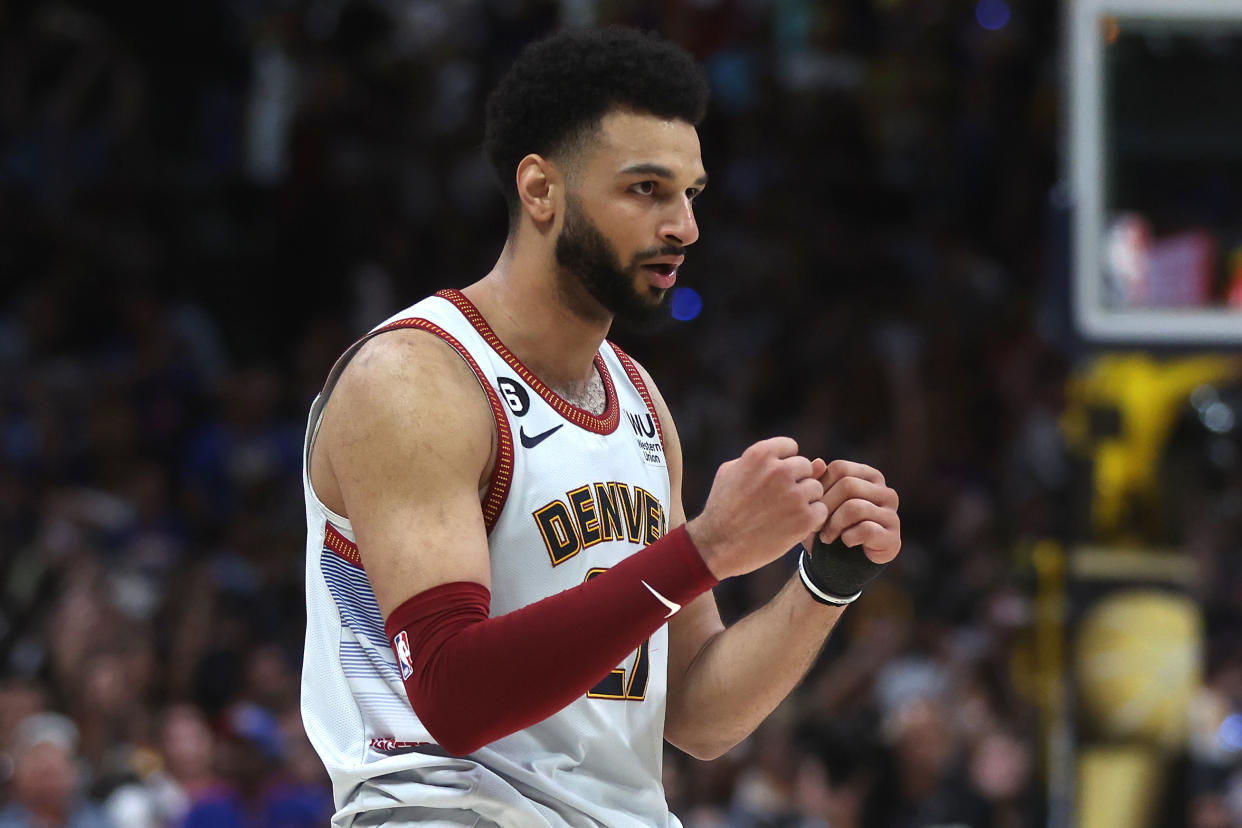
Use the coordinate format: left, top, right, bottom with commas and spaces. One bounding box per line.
3, 0, 1232, 826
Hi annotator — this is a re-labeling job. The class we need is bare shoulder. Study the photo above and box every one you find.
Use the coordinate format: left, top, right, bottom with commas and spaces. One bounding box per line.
335, 328, 487, 418
316, 328, 496, 510
314, 327, 498, 612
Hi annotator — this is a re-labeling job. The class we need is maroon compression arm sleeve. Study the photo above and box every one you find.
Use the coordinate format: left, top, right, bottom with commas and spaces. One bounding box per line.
383, 525, 717, 755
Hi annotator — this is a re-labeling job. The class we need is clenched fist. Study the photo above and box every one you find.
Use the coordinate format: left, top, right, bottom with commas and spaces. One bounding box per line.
809, 459, 901, 565
687, 437, 828, 580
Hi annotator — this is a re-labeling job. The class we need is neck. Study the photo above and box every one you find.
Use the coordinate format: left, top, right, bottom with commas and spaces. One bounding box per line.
462, 235, 611, 389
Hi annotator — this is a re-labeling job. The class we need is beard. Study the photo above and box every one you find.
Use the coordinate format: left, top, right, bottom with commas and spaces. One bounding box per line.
554, 197, 676, 330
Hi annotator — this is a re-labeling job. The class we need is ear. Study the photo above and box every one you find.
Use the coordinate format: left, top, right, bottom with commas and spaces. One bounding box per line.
515, 154, 560, 225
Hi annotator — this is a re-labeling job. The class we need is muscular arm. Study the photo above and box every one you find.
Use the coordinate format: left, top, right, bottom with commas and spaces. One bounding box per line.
665, 568, 845, 760
317, 330, 497, 613
637, 364, 893, 761
316, 333, 834, 756
646, 386, 841, 759
314, 332, 716, 755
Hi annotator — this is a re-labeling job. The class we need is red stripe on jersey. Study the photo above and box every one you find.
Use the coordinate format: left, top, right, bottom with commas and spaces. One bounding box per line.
436, 289, 621, 435
324, 523, 362, 568
610, 343, 664, 444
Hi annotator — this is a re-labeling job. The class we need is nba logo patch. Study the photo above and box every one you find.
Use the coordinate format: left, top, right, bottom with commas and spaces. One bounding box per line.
393, 631, 414, 681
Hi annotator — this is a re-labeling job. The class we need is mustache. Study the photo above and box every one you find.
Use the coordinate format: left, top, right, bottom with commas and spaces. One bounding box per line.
629, 245, 685, 265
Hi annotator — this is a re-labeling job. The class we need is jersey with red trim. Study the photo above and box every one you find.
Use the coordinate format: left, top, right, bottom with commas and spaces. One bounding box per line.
301, 290, 678, 827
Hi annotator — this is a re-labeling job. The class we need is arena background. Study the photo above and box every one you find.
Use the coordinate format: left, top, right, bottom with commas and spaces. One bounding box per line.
2, 1, 1240, 826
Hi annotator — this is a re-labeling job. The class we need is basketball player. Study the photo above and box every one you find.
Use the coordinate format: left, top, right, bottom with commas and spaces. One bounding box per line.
301, 27, 901, 827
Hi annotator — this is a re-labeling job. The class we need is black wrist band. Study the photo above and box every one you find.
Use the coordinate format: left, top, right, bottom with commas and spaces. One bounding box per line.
798, 549, 858, 605
797, 537, 888, 606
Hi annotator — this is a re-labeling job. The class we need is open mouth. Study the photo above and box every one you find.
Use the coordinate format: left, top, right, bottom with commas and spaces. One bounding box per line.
640, 263, 678, 290
642, 263, 677, 277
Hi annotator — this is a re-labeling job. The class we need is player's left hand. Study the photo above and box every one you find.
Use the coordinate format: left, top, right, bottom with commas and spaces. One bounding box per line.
805, 459, 901, 564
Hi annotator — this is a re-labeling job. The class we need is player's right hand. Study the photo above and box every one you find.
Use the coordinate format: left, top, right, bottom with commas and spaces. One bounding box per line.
686, 437, 828, 580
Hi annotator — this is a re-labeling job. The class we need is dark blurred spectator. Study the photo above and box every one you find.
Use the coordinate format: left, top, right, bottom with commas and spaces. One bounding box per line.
96, 703, 219, 828
727, 713, 804, 825
967, 728, 1038, 828
869, 696, 990, 827
181, 366, 301, 529
0, 681, 48, 752
0, 713, 111, 828
178, 702, 331, 828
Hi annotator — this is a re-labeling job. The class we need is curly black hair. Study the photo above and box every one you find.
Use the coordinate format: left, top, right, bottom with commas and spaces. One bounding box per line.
484, 27, 710, 220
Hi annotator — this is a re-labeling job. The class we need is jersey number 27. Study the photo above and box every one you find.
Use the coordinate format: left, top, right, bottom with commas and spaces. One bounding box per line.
584, 568, 648, 701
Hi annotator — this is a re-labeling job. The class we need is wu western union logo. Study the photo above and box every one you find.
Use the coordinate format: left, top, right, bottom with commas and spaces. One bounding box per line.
534, 482, 667, 566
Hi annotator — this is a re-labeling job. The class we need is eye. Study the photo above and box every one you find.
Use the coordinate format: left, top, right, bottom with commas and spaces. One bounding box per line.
631, 181, 657, 196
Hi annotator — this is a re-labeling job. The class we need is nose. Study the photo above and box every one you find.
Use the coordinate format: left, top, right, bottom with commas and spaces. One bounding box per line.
660, 197, 699, 248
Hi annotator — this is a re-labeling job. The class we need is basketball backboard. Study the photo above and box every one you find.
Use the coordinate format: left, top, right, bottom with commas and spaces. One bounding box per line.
1069, 0, 1242, 344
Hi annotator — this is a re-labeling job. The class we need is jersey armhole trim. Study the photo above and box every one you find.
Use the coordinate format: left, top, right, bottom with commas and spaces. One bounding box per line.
368, 317, 515, 535
609, 342, 664, 445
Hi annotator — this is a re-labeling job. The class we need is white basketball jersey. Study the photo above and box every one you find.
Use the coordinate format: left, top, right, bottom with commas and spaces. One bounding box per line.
301, 290, 681, 827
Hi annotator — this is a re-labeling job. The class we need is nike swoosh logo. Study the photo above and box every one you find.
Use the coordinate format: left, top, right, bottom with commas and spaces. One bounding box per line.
642, 580, 681, 618
519, 424, 563, 449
